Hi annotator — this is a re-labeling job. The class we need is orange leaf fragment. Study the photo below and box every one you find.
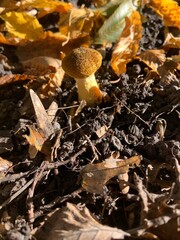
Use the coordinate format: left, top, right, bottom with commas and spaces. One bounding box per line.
111, 11, 142, 76
148, 0, 180, 29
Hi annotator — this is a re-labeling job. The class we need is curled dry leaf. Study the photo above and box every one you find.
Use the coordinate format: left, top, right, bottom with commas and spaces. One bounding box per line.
24, 90, 55, 158
35, 202, 130, 240
111, 11, 142, 76
137, 49, 166, 73
20, 56, 64, 100
80, 155, 141, 194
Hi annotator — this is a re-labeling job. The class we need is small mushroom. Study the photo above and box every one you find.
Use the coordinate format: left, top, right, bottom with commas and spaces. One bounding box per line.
62, 47, 103, 106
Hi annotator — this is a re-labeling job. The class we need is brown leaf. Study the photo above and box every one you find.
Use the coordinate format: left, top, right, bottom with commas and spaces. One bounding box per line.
163, 32, 180, 49
21, 56, 62, 72
16, 31, 90, 61
16, 31, 67, 60
80, 155, 141, 194
24, 90, 55, 158
138, 49, 166, 73
35, 202, 130, 240
24, 126, 46, 159
0, 74, 35, 86
30, 89, 54, 138
0, 157, 13, 179
21, 56, 64, 99
111, 11, 142, 76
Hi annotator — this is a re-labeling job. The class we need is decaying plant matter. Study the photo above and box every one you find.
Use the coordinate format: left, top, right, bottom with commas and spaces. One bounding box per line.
0, 0, 179, 239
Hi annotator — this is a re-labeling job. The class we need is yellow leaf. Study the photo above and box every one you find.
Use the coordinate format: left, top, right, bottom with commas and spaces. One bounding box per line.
26, 0, 73, 18
0, 0, 72, 15
58, 8, 95, 40
1, 12, 44, 40
138, 49, 166, 73
111, 11, 142, 76
148, 0, 180, 29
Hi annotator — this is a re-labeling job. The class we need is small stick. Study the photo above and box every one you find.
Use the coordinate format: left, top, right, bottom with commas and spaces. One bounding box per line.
0, 178, 34, 210
26, 162, 47, 228
76, 123, 101, 161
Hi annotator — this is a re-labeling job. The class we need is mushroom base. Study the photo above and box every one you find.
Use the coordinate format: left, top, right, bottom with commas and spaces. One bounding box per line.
75, 75, 102, 106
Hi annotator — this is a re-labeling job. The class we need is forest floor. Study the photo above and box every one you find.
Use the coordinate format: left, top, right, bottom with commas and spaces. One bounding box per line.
0, 0, 179, 239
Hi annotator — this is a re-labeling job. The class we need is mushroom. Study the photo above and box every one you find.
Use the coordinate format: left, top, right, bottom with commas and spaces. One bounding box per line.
62, 47, 103, 106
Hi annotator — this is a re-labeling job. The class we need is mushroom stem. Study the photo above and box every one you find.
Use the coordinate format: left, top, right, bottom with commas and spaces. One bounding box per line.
75, 74, 102, 106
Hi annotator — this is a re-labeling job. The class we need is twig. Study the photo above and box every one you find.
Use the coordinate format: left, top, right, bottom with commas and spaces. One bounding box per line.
26, 162, 47, 228
0, 169, 37, 184
34, 188, 83, 220
76, 123, 101, 162
123, 104, 150, 127
0, 178, 34, 210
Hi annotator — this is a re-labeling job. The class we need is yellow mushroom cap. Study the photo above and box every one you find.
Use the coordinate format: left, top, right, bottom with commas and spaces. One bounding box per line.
62, 47, 102, 79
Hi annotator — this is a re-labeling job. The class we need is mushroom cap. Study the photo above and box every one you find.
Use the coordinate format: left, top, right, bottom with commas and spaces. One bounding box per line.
62, 47, 102, 79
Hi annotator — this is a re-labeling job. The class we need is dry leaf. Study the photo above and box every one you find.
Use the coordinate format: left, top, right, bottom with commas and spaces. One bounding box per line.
80, 155, 141, 194
148, 0, 180, 29
24, 126, 45, 159
0, 157, 13, 178
24, 90, 55, 158
29, 89, 54, 139
21, 56, 64, 93
138, 49, 166, 73
35, 202, 130, 240
95, 125, 108, 138
22, 0, 72, 18
0, 12, 44, 40
16, 31, 90, 61
58, 8, 95, 41
118, 172, 129, 194
133, 174, 180, 240
111, 11, 142, 76
158, 60, 178, 84
0, 0, 72, 15
0, 74, 35, 86
163, 32, 180, 49
21, 56, 62, 72
94, 0, 140, 44
15, 31, 67, 60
